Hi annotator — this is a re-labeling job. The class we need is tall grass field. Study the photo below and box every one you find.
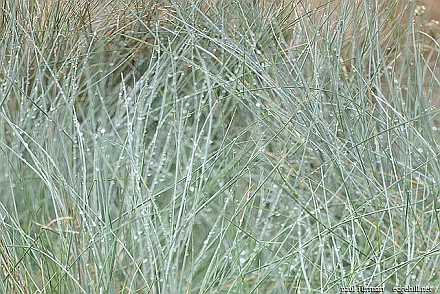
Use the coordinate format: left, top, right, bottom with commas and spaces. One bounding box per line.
0, 0, 439, 293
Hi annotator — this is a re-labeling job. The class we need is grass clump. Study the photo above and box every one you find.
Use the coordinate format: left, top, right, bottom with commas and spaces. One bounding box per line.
0, 0, 439, 293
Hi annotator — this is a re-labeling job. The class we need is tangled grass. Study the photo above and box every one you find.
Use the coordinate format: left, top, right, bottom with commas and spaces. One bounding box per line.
0, 0, 439, 293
